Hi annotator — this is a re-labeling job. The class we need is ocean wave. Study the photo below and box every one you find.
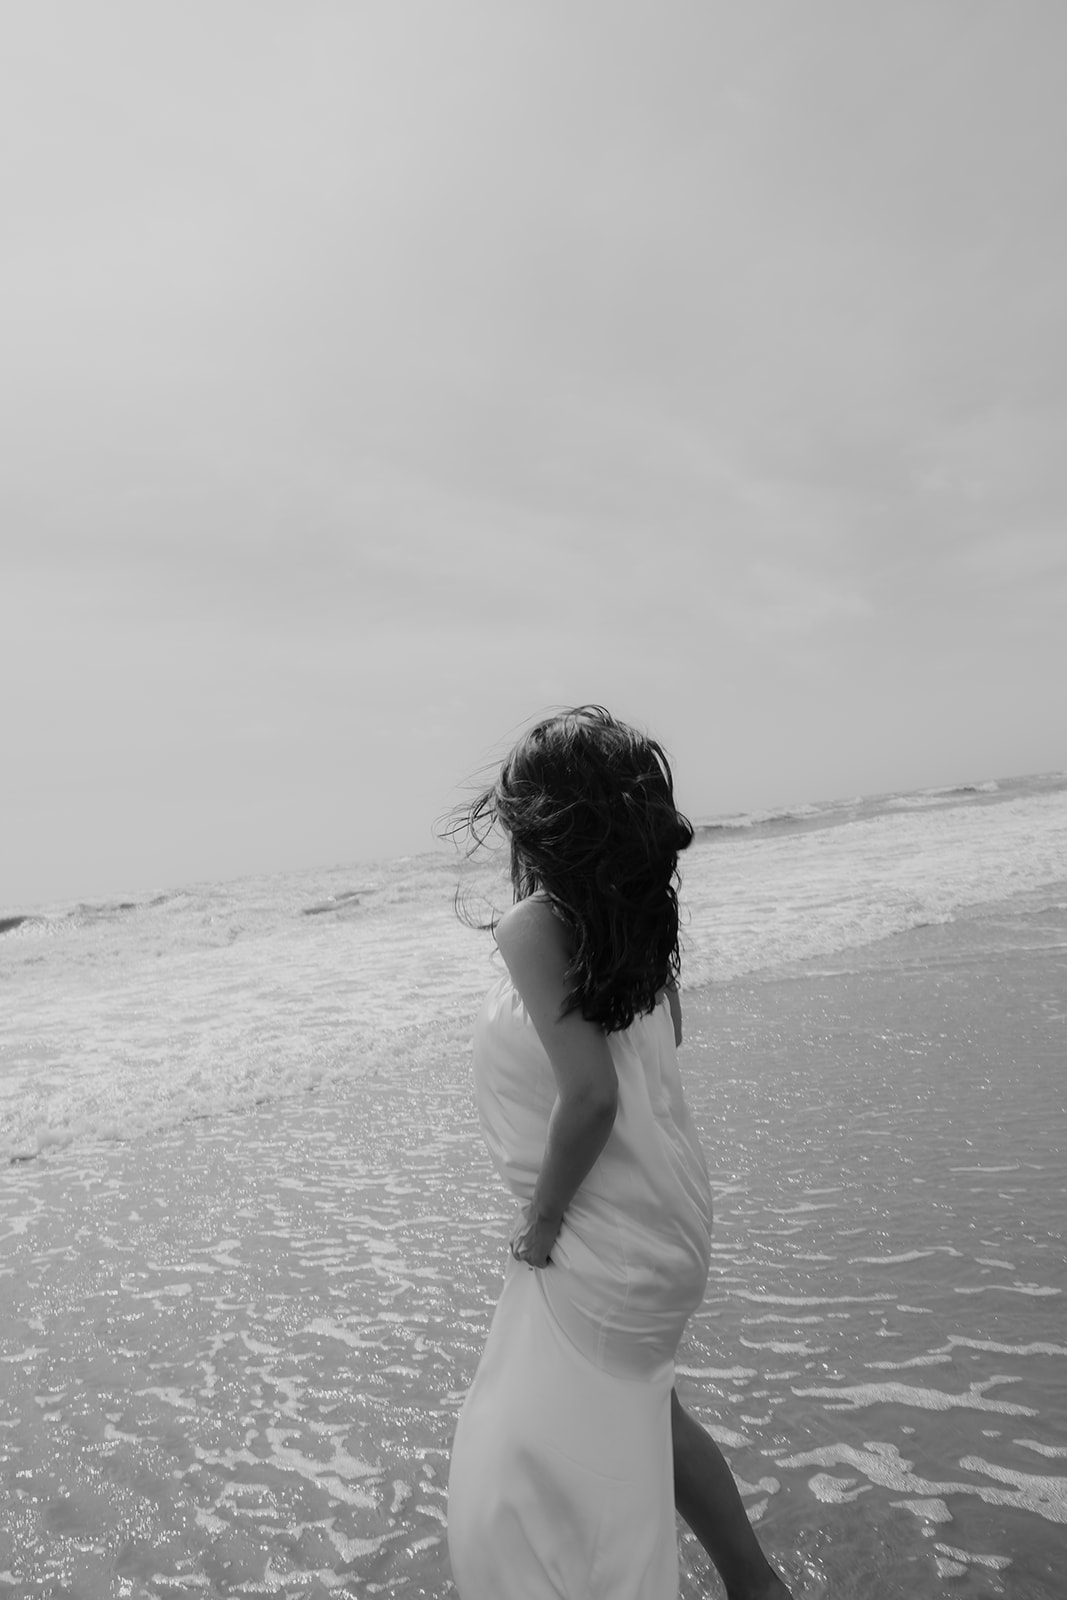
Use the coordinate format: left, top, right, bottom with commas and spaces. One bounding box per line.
884, 793, 965, 811
681, 788, 1067, 985
75, 899, 139, 915
302, 889, 367, 916
1, 897, 160, 938
696, 802, 825, 834
693, 794, 877, 837
5, 785, 1067, 1160
924, 781, 1000, 798
885, 781, 999, 812
697, 777, 1013, 836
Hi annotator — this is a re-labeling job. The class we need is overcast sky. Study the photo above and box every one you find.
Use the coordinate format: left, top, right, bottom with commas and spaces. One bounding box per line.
3, 3, 1065, 907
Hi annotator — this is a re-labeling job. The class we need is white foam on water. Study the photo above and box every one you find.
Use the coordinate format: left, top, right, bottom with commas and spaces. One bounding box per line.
3, 779, 1066, 1161
864, 1354, 953, 1371
305, 1317, 382, 1350
935, 1542, 1011, 1570
951, 1165, 1021, 1174
791, 1377, 1037, 1415
682, 786, 1067, 987
851, 1250, 939, 1265
778, 1440, 1067, 1525
890, 1496, 952, 1523
945, 1336, 1067, 1358
137, 1385, 198, 1412
675, 1365, 757, 1381
808, 1472, 872, 1504
735, 1291, 897, 1306
263, 1429, 380, 1510
742, 1340, 829, 1357
706, 1425, 751, 1450
734, 1474, 781, 1499
744, 1313, 826, 1325
954, 1283, 1060, 1297
0, 855, 495, 1161
959, 1458, 1067, 1522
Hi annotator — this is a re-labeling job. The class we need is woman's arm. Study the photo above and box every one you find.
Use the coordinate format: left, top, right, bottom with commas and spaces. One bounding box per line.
665, 980, 682, 1048
495, 896, 619, 1267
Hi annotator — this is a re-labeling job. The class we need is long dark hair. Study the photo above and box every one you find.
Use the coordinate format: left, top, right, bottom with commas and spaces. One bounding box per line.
448, 706, 693, 1031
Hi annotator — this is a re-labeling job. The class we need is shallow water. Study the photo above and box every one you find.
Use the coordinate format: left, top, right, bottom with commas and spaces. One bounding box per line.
2, 906, 1064, 1597
677, 921, 1066, 1597
3, 776, 1066, 1595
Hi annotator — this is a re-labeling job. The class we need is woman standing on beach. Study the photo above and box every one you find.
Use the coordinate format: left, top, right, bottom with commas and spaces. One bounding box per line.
446, 707, 790, 1600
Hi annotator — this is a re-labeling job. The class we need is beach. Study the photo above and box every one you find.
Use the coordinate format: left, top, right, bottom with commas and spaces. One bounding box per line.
2, 776, 1066, 1597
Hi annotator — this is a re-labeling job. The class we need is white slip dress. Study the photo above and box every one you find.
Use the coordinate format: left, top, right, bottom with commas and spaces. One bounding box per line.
447, 968, 713, 1599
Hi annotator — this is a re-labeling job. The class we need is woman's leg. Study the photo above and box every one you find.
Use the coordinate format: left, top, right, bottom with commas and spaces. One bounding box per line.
671, 1391, 792, 1600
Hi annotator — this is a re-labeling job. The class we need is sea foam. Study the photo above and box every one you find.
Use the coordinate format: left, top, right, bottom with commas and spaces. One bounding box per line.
3, 774, 1066, 1162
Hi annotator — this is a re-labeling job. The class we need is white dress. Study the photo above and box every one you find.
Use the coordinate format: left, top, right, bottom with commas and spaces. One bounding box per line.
447, 969, 713, 1599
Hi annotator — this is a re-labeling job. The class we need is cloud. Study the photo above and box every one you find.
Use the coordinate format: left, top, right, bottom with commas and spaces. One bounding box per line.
2, 3, 1066, 901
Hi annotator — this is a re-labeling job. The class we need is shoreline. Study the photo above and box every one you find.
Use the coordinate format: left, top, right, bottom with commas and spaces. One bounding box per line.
2, 917, 1064, 1596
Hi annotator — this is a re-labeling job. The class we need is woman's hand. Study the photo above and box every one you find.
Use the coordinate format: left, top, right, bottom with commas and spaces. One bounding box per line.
509, 1205, 561, 1269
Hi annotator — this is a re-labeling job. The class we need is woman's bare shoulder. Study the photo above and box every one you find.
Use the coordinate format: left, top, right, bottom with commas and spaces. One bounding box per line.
495, 894, 569, 960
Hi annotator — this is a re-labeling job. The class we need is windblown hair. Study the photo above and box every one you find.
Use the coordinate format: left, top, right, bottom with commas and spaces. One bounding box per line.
449, 706, 693, 1032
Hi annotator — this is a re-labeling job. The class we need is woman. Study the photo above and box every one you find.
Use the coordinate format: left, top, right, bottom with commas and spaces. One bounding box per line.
446, 707, 790, 1600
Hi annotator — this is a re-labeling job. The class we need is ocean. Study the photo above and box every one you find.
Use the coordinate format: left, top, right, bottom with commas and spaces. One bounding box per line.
2, 771, 1065, 1596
